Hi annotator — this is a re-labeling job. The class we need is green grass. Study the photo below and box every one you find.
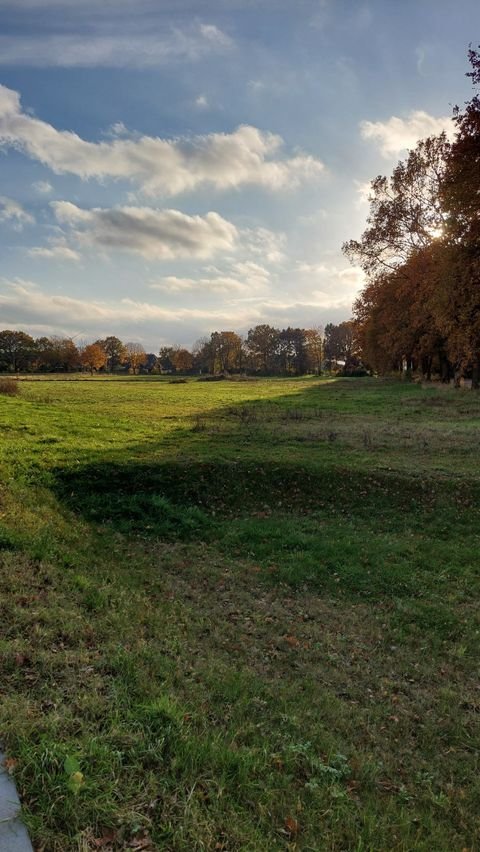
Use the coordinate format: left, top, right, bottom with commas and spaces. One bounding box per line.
0, 376, 479, 850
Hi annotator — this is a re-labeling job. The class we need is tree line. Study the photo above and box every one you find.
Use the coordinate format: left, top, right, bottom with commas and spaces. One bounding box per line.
344, 47, 480, 387
0, 322, 361, 376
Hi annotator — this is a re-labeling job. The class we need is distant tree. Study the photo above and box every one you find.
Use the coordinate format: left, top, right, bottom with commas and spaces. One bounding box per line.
80, 343, 108, 374
145, 353, 158, 372
278, 328, 308, 374
33, 337, 53, 371
171, 348, 194, 372
304, 327, 324, 374
192, 337, 212, 374
246, 324, 280, 373
0, 330, 36, 372
125, 342, 148, 374
95, 336, 126, 372
158, 346, 176, 373
158, 346, 193, 373
324, 322, 358, 370
42, 337, 80, 372
210, 331, 242, 373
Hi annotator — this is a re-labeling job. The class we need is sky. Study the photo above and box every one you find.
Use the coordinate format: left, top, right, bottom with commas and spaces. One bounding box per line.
0, 0, 478, 351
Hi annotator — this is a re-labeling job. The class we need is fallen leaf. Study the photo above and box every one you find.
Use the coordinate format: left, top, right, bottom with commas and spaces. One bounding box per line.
284, 816, 300, 836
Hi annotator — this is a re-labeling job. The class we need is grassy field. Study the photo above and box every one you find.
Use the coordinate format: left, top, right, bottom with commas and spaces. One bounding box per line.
0, 375, 479, 851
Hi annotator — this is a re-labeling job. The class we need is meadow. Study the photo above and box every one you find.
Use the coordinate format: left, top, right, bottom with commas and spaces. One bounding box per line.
0, 375, 479, 851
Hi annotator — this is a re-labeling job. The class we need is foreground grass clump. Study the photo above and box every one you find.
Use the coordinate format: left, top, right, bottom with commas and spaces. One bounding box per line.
0, 376, 479, 850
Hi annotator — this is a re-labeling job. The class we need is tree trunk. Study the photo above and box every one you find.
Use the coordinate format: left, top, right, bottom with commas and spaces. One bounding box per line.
472, 356, 480, 390
440, 353, 451, 383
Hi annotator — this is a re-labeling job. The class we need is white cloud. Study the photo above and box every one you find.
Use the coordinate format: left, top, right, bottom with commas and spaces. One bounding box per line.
0, 84, 324, 197
231, 260, 271, 286
51, 201, 238, 260
360, 110, 454, 157
248, 79, 266, 94
0, 24, 233, 69
198, 23, 232, 50
0, 195, 34, 228
28, 237, 80, 262
195, 94, 209, 109
105, 121, 130, 138
243, 227, 287, 263
151, 275, 250, 294
32, 180, 53, 195
297, 261, 365, 305
353, 179, 372, 208
150, 260, 271, 295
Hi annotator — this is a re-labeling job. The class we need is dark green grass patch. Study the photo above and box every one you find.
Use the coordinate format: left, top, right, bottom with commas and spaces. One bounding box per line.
52, 455, 480, 612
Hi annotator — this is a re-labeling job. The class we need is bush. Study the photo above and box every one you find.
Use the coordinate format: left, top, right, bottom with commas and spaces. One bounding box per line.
339, 368, 370, 378
0, 379, 20, 396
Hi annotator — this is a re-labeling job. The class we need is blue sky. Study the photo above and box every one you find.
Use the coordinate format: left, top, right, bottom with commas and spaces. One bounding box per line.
0, 0, 478, 350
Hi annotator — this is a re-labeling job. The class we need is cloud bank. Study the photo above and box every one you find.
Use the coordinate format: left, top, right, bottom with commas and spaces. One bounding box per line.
0, 84, 324, 197
0, 279, 351, 345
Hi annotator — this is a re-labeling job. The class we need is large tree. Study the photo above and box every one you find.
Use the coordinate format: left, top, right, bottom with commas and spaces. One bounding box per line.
344, 48, 480, 386
343, 134, 449, 278
439, 46, 480, 386
442, 46, 480, 245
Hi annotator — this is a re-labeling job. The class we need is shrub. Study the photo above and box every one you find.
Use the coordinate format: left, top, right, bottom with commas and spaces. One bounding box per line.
340, 368, 370, 377
0, 379, 20, 396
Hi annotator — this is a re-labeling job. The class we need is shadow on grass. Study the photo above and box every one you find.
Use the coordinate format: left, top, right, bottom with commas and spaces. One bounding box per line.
51, 378, 480, 605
